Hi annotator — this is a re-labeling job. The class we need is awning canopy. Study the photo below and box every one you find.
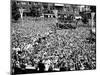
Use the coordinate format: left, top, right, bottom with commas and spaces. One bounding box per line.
54, 3, 64, 6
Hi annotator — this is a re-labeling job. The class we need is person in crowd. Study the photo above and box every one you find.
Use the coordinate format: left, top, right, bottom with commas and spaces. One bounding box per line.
38, 60, 45, 72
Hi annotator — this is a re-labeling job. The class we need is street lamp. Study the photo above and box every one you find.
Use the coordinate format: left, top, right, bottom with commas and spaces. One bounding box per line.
17, 1, 30, 26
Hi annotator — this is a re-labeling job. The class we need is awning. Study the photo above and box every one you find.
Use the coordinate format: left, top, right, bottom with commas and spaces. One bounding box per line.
54, 3, 64, 6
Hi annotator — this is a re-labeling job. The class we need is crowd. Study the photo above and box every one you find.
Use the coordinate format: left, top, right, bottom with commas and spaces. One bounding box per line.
11, 1, 96, 74
11, 26, 96, 74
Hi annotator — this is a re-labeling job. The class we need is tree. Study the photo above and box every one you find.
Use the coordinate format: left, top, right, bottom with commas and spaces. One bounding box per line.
11, 1, 20, 21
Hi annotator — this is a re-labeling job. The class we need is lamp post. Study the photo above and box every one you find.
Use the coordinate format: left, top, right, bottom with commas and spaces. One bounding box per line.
91, 12, 95, 27
19, 8, 25, 26
17, 1, 31, 26
91, 12, 95, 33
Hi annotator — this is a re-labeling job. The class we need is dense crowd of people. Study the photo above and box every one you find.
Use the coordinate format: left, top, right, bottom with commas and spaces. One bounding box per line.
11, 24, 96, 74
11, 1, 96, 75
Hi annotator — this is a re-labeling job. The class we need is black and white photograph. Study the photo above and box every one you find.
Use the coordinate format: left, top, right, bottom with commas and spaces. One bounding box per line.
11, 0, 96, 75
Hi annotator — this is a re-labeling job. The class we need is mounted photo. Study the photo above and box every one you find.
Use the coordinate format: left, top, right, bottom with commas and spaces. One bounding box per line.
11, 0, 96, 75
